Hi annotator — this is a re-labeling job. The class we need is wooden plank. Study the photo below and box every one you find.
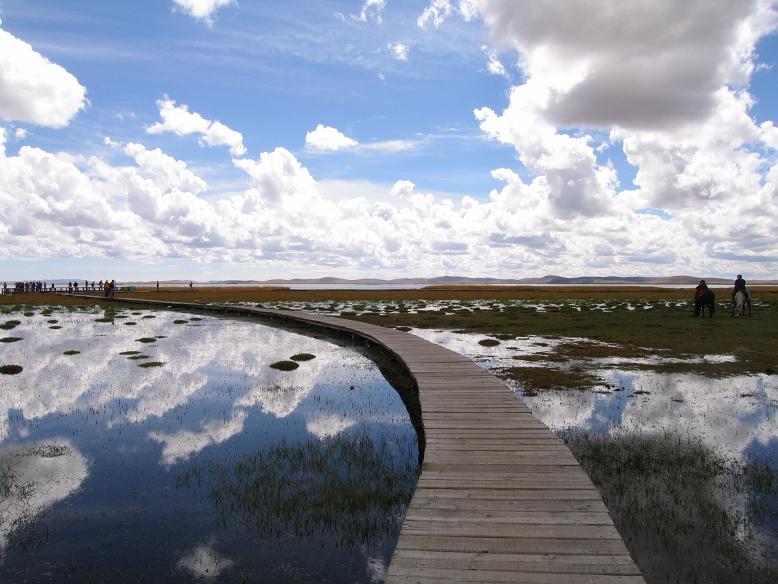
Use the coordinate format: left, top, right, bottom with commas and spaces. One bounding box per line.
393, 534, 631, 555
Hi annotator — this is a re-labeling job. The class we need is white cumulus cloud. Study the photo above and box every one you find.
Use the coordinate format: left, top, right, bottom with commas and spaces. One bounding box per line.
418, 0, 455, 29
305, 124, 358, 151
352, 0, 386, 23
0, 29, 87, 128
388, 42, 409, 61
147, 97, 246, 156
172, 0, 234, 25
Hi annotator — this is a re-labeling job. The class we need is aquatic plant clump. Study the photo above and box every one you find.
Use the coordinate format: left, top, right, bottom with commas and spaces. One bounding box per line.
173, 319, 188, 324
270, 360, 299, 371
477, 338, 500, 347
138, 361, 165, 368
62, 350, 80, 356
136, 338, 156, 343
119, 350, 141, 355
0, 364, 23, 375
0, 320, 21, 330
289, 353, 316, 362
0, 337, 22, 343
181, 435, 417, 548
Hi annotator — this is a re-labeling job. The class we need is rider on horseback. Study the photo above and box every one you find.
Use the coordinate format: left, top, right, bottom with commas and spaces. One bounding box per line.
732, 274, 748, 303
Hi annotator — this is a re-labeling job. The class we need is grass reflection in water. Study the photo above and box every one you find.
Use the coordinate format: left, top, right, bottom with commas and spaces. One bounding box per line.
564, 431, 778, 584
178, 434, 417, 548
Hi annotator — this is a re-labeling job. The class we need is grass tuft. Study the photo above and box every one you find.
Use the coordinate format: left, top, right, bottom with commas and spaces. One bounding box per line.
138, 361, 164, 368
0, 364, 23, 375
269, 360, 299, 371
290, 353, 316, 362
0, 337, 22, 343
62, 350, 80, 356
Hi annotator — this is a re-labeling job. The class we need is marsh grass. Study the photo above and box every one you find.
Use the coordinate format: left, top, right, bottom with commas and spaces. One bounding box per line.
48, 325, 62, 330
270, 360, 299, 371
500, 365, 607, 392
177, 435, 417, 548
478, 338, 500, 347
128, 355, 150, 360
0, 364, 23, 374
353, 298, 778, 374
136, 337, 156, 343
563, 431, 778, 583
119, 350, 141, 355
138, 361, 165, 368
0, 320, 21, 330
173, 319, 188, 324
289, 353, 316, 362
0, 337, 22, 343
62, 350, 80, 356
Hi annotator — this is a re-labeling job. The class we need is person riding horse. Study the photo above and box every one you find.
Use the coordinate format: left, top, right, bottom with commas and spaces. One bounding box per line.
694, 279, 716, 318
732, 274, 751, 317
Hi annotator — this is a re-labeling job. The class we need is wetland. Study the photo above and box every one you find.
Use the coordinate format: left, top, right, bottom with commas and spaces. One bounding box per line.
0, 304, 418, 583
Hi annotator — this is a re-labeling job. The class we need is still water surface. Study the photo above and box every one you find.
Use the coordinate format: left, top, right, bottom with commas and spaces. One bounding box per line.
0, 306, 418, 583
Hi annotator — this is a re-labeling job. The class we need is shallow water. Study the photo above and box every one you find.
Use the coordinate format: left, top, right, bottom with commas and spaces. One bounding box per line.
0, 306, 418, 583
238, 296, 771, 316
405, 327, 778, 562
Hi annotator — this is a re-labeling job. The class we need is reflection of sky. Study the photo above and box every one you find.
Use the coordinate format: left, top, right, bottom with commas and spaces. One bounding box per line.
0, 439, 88, 552
408, 326, 778, 559
408, 328, 778, 466
0, 307, 416, 582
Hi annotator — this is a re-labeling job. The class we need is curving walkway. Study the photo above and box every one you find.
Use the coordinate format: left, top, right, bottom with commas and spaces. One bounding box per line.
75, 296, 645, 583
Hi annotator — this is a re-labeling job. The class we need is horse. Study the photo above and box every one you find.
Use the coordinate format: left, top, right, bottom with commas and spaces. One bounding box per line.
731, 290, 751, 318
694, 289, 716, 318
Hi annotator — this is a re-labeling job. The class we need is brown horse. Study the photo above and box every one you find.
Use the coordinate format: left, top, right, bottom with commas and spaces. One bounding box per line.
694, 289, 715, 318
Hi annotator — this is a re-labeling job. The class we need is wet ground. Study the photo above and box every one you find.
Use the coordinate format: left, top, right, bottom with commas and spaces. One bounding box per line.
405, 326, 778, 582
0, 305, 418, 583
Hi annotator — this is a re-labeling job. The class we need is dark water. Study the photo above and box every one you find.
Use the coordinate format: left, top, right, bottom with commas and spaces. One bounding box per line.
0, 306, 418, 583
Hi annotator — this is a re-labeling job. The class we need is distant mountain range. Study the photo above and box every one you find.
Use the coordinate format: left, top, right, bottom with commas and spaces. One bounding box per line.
117, 275, 778, 286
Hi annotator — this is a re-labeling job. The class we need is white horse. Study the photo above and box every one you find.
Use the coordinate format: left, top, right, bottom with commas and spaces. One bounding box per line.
732, 290, 747, 317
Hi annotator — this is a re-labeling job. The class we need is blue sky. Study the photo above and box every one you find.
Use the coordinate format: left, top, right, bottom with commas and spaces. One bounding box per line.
1, 1, 778, 280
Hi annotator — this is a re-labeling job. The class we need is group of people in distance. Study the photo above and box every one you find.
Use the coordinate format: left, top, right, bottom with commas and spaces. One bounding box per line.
65, 280, 116, 298
3, 281, 50, 294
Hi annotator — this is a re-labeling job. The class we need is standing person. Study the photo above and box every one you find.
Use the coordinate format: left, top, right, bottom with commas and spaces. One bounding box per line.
110, 279, 116, 299
104, 279, 110, 298
189, 281, 193, 289
68, 282, 73, 294
156, 280, 159, 292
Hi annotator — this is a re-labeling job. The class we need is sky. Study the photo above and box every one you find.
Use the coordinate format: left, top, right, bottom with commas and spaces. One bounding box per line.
1, 0, 778, 281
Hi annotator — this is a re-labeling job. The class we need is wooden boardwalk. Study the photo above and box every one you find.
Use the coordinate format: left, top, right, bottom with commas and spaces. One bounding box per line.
77, 297, 645, 583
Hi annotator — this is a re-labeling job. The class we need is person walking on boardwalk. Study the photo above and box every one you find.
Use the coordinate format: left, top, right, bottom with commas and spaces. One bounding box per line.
109, 279, 116, 298
68, 282, 73, 294
104, 279, 110, 298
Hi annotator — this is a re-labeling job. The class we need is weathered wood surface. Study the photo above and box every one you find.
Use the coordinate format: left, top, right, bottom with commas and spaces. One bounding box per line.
71, 295, 643, 583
